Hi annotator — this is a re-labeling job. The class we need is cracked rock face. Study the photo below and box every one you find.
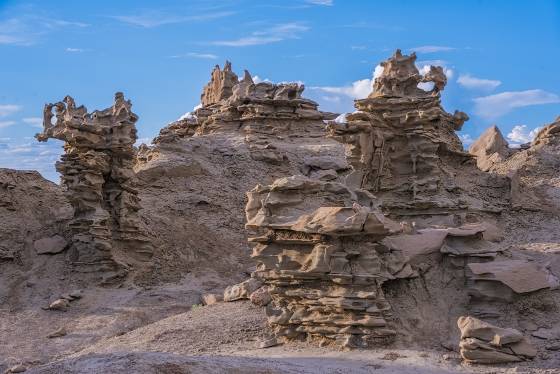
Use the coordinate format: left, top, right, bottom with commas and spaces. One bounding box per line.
36, 93, 153, 276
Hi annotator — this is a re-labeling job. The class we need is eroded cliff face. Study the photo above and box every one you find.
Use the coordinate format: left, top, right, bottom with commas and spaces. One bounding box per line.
132, 62, 346, 284
481, 117, 560, 214
36, 93, 153, 279
245, 51, 559, 349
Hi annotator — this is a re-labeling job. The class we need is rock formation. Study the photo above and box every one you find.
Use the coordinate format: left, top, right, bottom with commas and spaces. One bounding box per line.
245, 50, 558, 349
153, 61, 328, 167
36, 93, 152, 276
326, 49, 509, 217
469, 125, 510, 171
458, 316, 536, 363
473, 117, 560, 213
245, 176, 403, 348
132, 62, 346, 284
0, 169, 71, 261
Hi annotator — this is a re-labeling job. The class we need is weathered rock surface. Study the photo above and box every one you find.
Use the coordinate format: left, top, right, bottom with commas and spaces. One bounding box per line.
246, 176, 404, 347
245, 50, 558, 349
224, 278, 263, 302
458, 316, 536, 364
469, 126, 510, 171
327, 50, 508, 217
0, 169, 71, 262
36, 93, 153, 276
474, 117, 560, 213
132, 62, 346, 284
33, 235, 67, 255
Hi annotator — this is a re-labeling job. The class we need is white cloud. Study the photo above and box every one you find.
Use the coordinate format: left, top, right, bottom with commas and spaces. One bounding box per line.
457, 74, 501, 90
187, 52, 218, 59
507, 125, 542, 144
312, 78, 372, 100
0, 121, 16, 128
351, 45, 366, 50
111, 11, 234, 28
134, 137, 153, 147
417, 63, 454, 79
0, 138, 64, 182
373, 64, 384, 79
473, 89, 560, 119
65, 47, 85, 53
0, 16, 89, 46
458, 133, 474, 147
22, 117, 43, 128
211, 23, 309, 47
252, 75, 271, 84
305, 0, 334, 5
311, 64, 382, 100
0, 104, 22, 117
411, 45, 456, 53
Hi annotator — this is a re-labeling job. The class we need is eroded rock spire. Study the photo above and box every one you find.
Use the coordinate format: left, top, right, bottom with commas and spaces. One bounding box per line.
36, 93, 153, 278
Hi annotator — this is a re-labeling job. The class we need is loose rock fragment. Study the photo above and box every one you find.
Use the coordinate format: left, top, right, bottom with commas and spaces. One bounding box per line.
249, 286, 271, 306
48, 298, 70, 311
33, 235, 67, 255
35, 93, 153, 273
458, 316, 536, 364
224, 278, 263, 302
202, 293, 223, 306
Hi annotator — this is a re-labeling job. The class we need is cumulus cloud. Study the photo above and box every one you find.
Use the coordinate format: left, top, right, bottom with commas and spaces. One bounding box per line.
311, 64, 382, 100
252, 76, 272, 84
457, 74, 501, 91
410, 45, 456, 54
507, 125, 542, 144
0, 104, 22, 117
473, 89, 560, 119
211, 23, 309, 47
417, 63, 454, 79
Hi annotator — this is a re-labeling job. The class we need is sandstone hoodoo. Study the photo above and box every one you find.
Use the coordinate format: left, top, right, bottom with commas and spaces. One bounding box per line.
2, 42, 560, 372
36, 93, 153, 277
245, 50, 559, 351
326, 49, 508, 218
154, 61, 327, 150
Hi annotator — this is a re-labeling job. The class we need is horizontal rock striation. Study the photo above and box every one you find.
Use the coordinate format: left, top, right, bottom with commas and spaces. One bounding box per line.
326, 50, 508, 216
36, 93, 152, 277
458, 316, 537, 363
246, 176, 403, 348
154, 62, 329, 166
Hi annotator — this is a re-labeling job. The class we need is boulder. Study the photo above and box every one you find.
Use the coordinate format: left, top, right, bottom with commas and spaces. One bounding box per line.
469, 125, 510, 171
224, 278, 263, 302
201, 293, 223, 306
48, 298, 70, 311
249, 286, 271, 306
33, 235, 68, 255
458, 316, 536, 364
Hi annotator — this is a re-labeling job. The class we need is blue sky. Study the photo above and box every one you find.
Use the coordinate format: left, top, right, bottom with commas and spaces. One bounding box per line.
1, 0, 559, 181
